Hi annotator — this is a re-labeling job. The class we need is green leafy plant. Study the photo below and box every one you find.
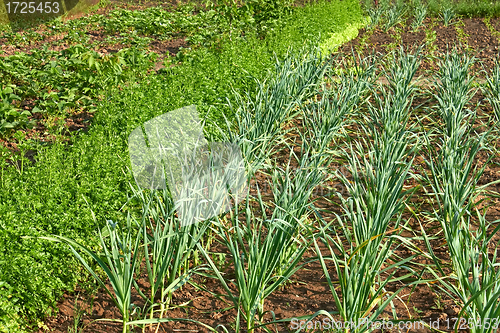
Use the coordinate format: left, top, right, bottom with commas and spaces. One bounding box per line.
0, 45, 155, 136
205, 0, 294, 37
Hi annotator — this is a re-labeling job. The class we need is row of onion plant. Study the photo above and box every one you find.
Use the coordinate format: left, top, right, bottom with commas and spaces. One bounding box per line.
196, 139, 330, 333
225, 45, 329, 178
422, 50, 500, 332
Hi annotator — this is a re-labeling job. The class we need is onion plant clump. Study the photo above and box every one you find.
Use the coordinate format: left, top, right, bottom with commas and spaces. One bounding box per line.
369, 47, 421, 137
367, 6, 383, 29
313, 129, 417, 332
411, 3, 427, 31
355, 46, 421, 255
269, 139, 331, 276
423, 50, 500, 332
226, 45, 328, 177
433, 50, 476, 142
129, 186, 210, 331
41, 216, 142, 333
382, 3, 406, 32
384, 47, 421, 104
424, 131, 487, 231
270, 141, 329, 229
197, 187, 313, 333
302, 52, 376, 154
196, 55, 341, 330
440, 5, 456, 27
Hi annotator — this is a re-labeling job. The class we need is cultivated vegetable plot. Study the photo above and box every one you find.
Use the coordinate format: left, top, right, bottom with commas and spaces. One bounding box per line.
43, 45, 500, 333
0, 1, 368, 330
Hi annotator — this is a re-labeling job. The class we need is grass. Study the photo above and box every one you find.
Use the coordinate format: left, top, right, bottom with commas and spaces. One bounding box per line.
0, 0, 366, 331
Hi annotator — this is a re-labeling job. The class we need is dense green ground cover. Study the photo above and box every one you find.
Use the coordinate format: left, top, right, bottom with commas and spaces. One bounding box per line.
0, 0, 366, 331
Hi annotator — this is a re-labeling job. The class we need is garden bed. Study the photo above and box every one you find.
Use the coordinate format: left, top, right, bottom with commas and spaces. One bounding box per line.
37, 17, 500, 332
